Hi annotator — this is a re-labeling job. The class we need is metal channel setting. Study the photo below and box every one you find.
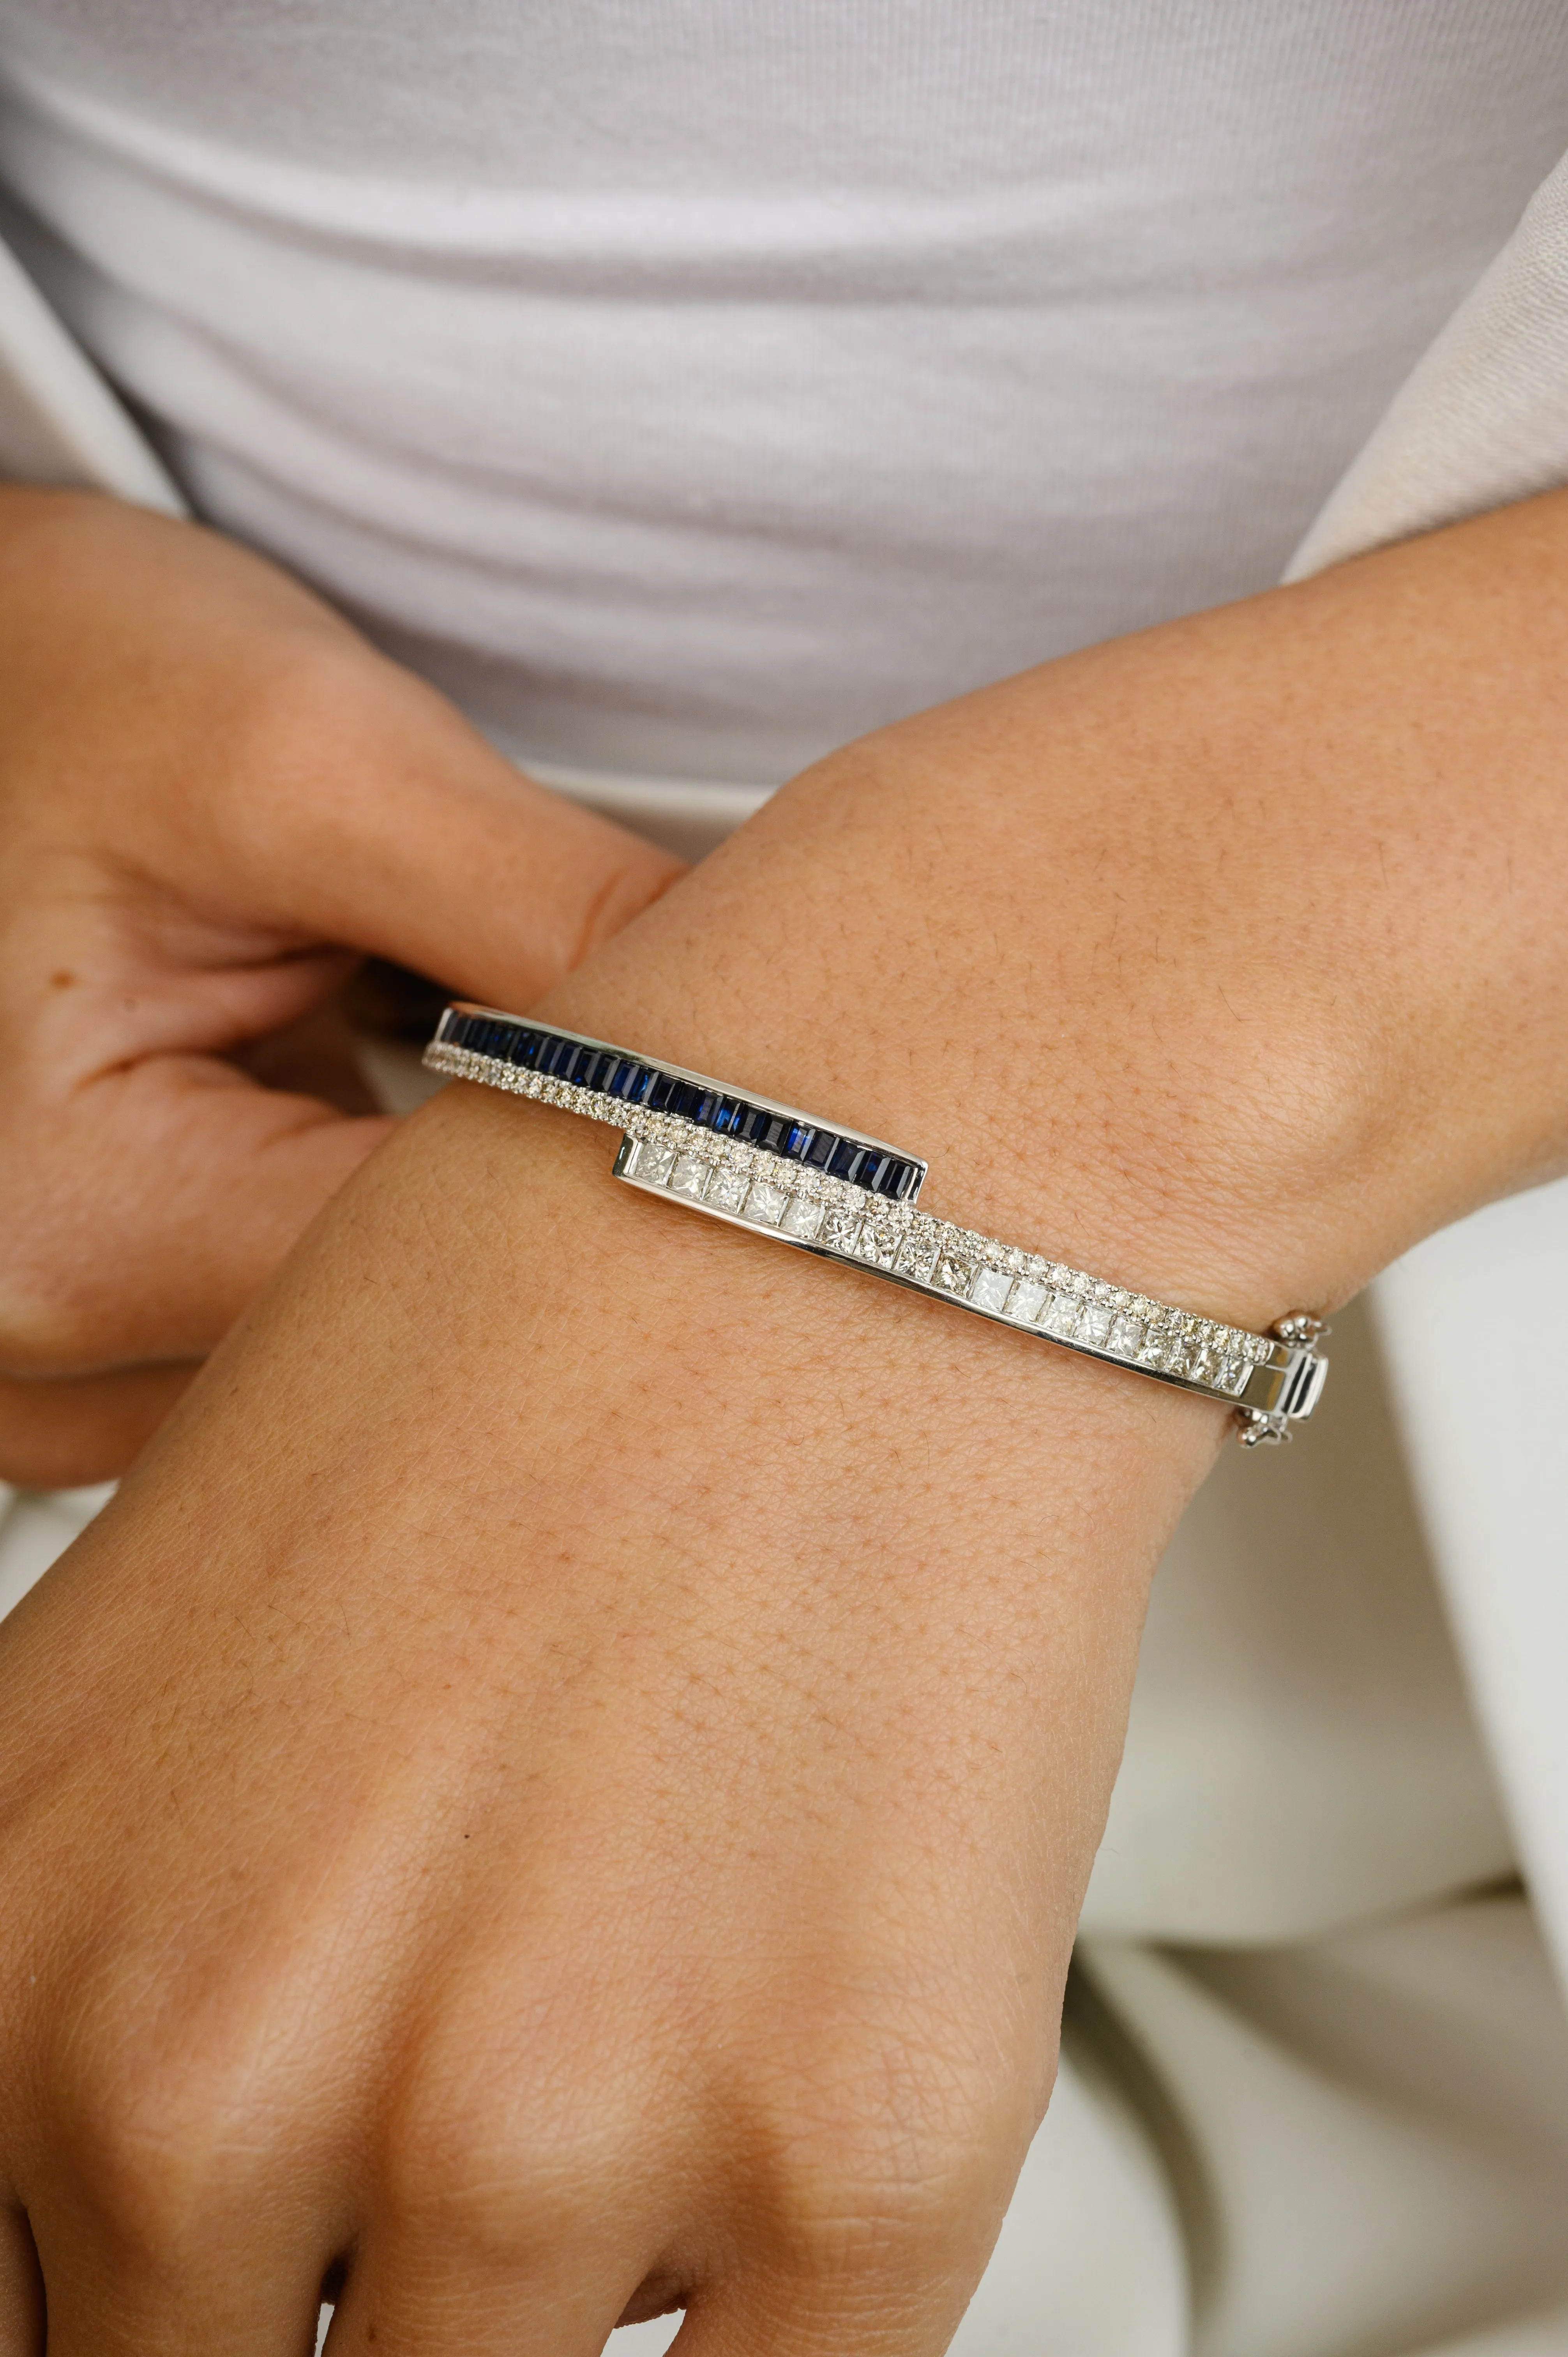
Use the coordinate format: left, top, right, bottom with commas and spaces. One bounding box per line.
424, 1005, 1328, 1442
431, 1004, 927, 1202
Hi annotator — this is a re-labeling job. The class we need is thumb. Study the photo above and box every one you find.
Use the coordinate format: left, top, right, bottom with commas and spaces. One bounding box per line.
228, 653, 687, 1009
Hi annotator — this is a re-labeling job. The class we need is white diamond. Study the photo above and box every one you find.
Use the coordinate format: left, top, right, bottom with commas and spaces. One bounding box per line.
822, 1205, 864, 1253
708, 1164, 751, 1213
896, 1230, 940, 1282
744, 1177, 789, 1227
782, 1194, 825, 1241
670, 1152, 711, 1200
637, 1142, 677, 1187
935, 1254, 973, 1295
1078, 1300, 1113, 1346
858, 1223, 901, 1270
1045, 1290, 1081, 1338
1007, 1277, 1048, 1323
1221, 1356, 1250, 1394
969, 1267, 1014, 1313
1107, 1311, 1143, 1357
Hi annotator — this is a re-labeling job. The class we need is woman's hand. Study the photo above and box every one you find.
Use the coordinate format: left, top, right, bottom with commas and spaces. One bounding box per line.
0, 1088, 1208, 2357
5, 488, 1568, 2356
0, 489, 681, 1486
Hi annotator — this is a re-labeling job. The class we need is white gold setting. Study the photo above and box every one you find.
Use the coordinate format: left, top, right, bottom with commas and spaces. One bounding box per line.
425, 1017, 1328, 1445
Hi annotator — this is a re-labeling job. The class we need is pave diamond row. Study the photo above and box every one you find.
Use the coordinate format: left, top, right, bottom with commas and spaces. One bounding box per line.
424, 1038, 1274, 1402
616, 1126, 1268, 1399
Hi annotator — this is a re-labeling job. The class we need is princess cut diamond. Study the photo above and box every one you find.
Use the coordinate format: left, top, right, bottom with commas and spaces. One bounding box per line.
1007, 1276, 1048, 1323
969, 1267, 1014, 1313
670, 1152, 710, 1201
1077, 1299, 1114, 1347
1044, 1290, 1082, 1338
1107, 1310, 1144, 1358
708, 1164, 752, 1213
782, 1194, 826, 1241
745, 1177, 789, 1227
822, 1204, 865, 1254
895, 1228, 940, 1282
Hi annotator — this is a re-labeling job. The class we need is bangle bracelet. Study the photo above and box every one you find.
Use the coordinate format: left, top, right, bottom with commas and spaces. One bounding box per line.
424, 1003, 1328, 1445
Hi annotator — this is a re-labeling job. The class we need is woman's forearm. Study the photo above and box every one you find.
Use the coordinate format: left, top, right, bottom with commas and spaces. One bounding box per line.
542, 487, 1568, 1334
6, 486, 1567, 2350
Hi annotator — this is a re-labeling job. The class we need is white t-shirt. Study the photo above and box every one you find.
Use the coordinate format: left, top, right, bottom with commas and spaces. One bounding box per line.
2, 0, 1568, 812
7, 19, 1568, 2343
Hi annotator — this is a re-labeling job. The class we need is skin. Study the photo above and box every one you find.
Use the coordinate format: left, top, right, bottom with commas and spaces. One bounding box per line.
0, 489, 682, 1485
3, 482, 1568, 2353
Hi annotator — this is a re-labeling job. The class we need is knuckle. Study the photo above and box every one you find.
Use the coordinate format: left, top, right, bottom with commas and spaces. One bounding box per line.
376, 2000, 662, 2262
377, 2068, 577, 2257
64, 2077, 233, 2255
49, 2009, 278, 2258
749, 2023, 1026, 2277
0, 1264, 97, 1378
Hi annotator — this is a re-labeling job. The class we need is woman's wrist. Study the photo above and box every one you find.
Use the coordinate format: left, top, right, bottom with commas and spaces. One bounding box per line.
530, 488, 1568, 1338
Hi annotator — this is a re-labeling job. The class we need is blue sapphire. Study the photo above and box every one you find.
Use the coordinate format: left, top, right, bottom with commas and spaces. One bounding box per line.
574, 1049, 613, 1091
805, 1130, 837, 1170
828, 1138, 870, 1184
565, 1043, 599, 1085
646, 1072, 676, 1111
859, 1152, 892, 1193
539, 1035, 575, 1078
511, 1029, 545, 1069
606, 1059, 648, 1101
782, 1122, 816, 1162
891, 1161, 920, 1201
663, 1080, 703, 1120
710, 1097, 747, 1134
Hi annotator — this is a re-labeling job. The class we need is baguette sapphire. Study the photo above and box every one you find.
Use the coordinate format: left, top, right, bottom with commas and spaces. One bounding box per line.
828, 1138, 869, 1184
446, 1016, 918, 1202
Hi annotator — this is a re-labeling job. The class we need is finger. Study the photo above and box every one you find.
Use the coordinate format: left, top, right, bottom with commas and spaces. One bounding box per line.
0, 2203, 44, 2357
12, 1061, 393, 1376
0, 1362, 196, 1488
671, 2270, 974, 2357
221, 651, 686, 1009
31, 2219, 330, 2357
235, 997, 381, 1116
324, 2232, 637, 2357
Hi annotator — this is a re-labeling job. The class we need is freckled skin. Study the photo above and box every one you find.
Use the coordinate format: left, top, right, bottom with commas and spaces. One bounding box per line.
4, 488, 1568, 2353
0, 488, 680, 1488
